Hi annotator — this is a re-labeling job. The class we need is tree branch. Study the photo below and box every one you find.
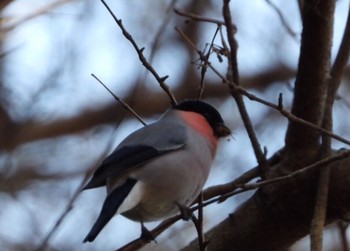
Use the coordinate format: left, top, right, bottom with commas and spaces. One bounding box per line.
182, 150, 350, 251
285, 0, 336, 160
100, 0, 177, 105
311, 1, 350, 250
222, 1, 268, 176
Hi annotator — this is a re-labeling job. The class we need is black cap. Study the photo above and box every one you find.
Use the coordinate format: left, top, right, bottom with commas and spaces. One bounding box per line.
174, 100, 231, 137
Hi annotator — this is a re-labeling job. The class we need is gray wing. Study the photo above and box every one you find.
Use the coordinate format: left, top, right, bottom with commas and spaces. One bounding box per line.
83, 120, 187, 190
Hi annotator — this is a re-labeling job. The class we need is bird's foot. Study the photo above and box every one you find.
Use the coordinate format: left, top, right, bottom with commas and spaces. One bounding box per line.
175, 202, 193, 221
140, 223, 157, 243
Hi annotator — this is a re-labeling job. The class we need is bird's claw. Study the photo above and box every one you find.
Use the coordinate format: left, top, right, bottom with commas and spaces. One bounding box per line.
140, 224, 157, 243
175, 202, 193, 221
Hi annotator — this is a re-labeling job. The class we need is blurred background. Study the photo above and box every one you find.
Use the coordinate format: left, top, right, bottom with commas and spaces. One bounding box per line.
1, 0, 349, 250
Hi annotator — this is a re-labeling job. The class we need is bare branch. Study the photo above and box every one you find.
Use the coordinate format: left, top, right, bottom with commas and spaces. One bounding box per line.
265, 0, 299, 40
202, 167, 259, 201
311, 2, 350, 250
35, 173, 91, 251
174, 8, 226, 26
197, 26, 220, 100
91, 74, 147, 126
195, 150, 350, 211
148, 0, 178, 64
100, 0, 177, 106
196, 192, 208, 251
202, 149, 284, 201
222, 0, 268, 176
115, 217, 181, 251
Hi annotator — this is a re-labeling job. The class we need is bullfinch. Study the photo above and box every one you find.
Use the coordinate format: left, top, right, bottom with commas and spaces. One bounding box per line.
82, 100, 231, 243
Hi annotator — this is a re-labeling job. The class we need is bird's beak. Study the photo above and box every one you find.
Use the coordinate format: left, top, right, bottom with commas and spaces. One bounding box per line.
214, 123, 231, 137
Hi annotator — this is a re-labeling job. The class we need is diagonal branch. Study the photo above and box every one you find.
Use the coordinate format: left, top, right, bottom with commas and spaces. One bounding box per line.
100, 0, 177, 106
91, 74, 147, 126
182, 149, 350, 251
174, 8, 226, 26
35, 173, 91, 251
265, 0, 299, 40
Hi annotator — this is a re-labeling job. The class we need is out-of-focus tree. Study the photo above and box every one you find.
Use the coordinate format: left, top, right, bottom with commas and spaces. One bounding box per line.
1, 0, 350, 251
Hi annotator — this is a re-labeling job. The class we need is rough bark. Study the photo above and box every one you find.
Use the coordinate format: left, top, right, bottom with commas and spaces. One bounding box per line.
182, 153, 350, 251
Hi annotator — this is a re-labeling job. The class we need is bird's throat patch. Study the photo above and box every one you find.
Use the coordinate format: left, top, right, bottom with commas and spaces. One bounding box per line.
178, 111, 218, 152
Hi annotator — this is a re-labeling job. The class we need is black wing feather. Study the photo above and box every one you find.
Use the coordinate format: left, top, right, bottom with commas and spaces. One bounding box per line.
83, 145, 168, 190
82, 178, 137, 243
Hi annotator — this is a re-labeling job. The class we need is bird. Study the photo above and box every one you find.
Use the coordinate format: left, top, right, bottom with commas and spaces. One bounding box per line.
82, 99, 231, 243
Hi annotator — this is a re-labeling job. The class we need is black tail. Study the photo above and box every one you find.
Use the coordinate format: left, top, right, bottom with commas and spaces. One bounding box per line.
83, 178, 137, 243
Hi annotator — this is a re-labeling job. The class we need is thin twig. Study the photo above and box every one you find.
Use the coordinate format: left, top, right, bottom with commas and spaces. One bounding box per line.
222, 0, 268, 176
202, 167, 259, 201
174, 8, 226, 26
100, 0, 177, 106
115, 216, 180, 251
135, 0, 178, 91
198, 26, 220, 100
196, 192, 208, 251
127, 1, 178, 114
91, 73, 147, 126
202, 148, 284, 201
195, 150, 350, 210
222, 0, 239, 83
35, 173, 91, 251
277, 96, 350, 146
191, 214, 207, 251
265, 0, 299, 41
148, 0, 178, 64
